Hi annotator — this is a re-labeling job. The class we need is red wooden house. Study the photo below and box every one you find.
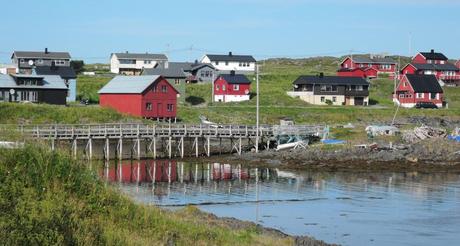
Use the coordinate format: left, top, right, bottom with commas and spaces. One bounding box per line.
339, 55, 397, 78
394, 74, 444, 108
99, 75, 179, 120
337, 67, 378, 79
213, 71, 251, 102
401, 50, 460, 86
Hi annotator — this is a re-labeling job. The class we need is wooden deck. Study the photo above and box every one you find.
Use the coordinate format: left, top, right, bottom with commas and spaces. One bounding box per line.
4, 123, 327, 159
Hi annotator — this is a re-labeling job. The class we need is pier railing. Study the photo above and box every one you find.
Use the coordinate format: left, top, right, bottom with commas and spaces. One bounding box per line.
7, 123, 326, 140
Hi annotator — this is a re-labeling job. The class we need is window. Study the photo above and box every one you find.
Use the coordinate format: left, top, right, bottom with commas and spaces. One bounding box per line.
399, 94, 404, 98
144, 60, 151, 64
416, 93, 424, 99
222, 85, 226, 91
368, 64, 372, 67
0, 91, 3, 101
201, 71, 205, 77
344, 64, 348, 68
205, 71, 210, 77
225, 61, 229, 66
320, 97, 325, 102
440, 61, 445, 64
175, 79, 180, 85
152, 86, 157, 92
356, 85, 363, 91
37, 59, 43, 64
320, 85, 338, 92
119, 59, 136, 64
20, 59, 24, 63
146, 103, 152, 111
332, 97, 337, 102
233, 85, 239, 91
167, 104, 174, 112
430, 93, 436, 100
54, 60, 66, 65
18, 91, 38, 102
239, 62, 242, 67
216, 85, 220, 91
359, 64, 364, 68
161, 85, 167, 92
215, 61, 219, 65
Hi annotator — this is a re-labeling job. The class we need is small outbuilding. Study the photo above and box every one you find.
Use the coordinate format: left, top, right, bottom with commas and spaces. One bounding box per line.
98, 75, 179, 120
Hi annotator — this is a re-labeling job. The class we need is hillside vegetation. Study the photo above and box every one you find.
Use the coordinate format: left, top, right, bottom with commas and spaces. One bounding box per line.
0, 145, 291, 245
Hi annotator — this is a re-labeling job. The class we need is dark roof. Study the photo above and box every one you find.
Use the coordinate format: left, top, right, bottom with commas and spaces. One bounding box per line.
351, 56, 396, 64
419, 51, 448, 60
113, 53, 168, 60
219, 74, 251, 84
35, 66, 77, 79
206, 53, 256, 63
293, 75, 369, 85
405, 74, 443, 93
411, 63, 459, 71
142, 63, 186, 78
13, 51, 71, 59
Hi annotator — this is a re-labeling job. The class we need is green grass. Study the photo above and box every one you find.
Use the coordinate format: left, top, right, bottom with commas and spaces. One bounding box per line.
0, 145, 291, 245
0, 103, 136, 124
77, 75, 112, 103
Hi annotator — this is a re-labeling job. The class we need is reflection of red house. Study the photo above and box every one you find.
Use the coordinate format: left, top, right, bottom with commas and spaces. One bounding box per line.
401, 50, 460, 86
337, 67, 378, 79
339, 56, 397, 78
99, 75, 179, 120
101, 161, 250, 183
393, 74, 444, 108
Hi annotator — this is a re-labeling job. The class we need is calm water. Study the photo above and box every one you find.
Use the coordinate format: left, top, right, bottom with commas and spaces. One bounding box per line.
100, 160, 460, 246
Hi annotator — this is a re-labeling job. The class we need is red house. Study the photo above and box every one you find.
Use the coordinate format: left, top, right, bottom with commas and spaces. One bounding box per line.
394, 74, 444, 108
214, 71, 251, 102
401, 50, 460, 86
337, 67, 378, 79
339, 55, 397, 78
99, 75, 179, 120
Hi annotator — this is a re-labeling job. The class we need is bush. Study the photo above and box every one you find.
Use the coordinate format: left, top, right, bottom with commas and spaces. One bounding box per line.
325, 99, 333, 105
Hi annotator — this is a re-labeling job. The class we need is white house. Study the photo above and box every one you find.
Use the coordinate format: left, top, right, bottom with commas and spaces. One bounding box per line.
201, 52, 256, 74
110, 52, 168, 75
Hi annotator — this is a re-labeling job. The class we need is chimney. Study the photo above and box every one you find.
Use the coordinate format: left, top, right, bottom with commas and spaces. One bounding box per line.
230, 70, 236, 76
319, 72, 324, 78
194, 59, 198, 64
229, 51, 233, 56
45, 48, 49, 54
431, 49, 434, 54
125, 51, 128, 54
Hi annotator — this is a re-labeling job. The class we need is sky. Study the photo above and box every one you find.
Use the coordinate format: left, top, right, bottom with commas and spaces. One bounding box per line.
0, 0, 459, 63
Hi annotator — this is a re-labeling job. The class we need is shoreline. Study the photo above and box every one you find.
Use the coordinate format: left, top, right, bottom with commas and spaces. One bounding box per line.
185, 139, 460, 173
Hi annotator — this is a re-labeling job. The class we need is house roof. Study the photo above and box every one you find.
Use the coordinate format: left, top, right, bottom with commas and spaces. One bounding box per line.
219, 73, 251, 84
405, 74, 443, 93
0, 74, 67, 90
142, 63, 187, 78
12, 51, 71, 59
411, 63, 459, 71
99, 75, 179, 94
293, 75, 369, 85
351, 56, 396, 64
205, 53, 256, 63
112, 53, 168, 60
35, 66, 77, 79
419, 51, 448, 60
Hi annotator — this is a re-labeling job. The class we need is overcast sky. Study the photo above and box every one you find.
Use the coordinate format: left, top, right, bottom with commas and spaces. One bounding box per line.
0, 0, 459, 63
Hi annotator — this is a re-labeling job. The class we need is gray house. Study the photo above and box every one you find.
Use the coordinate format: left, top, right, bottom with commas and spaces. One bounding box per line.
35, 65, 77, 102
11, 48, 71, 74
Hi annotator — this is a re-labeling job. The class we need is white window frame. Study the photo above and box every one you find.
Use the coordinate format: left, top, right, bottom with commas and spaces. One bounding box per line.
233, 84, 239, 91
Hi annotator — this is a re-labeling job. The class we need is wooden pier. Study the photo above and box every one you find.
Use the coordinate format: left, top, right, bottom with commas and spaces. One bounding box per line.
12, 123, 327, 160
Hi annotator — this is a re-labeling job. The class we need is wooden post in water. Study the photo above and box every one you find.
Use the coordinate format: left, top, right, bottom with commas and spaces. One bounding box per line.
105, 138, 110, 161
118, 138, 123, 160
136, 137, 141, 160
207, 137, 210, 157
153, 137, 157, 159
168, 137, 172, 159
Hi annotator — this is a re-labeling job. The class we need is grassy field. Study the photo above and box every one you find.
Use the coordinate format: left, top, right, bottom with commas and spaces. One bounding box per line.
77, 75, 112, 103
0, 145, 290, 245
178, 58, 460, 124
0, 103, 137, 124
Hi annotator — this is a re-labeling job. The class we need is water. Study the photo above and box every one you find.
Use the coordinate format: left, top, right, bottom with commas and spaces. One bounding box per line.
100, 160, 460, 246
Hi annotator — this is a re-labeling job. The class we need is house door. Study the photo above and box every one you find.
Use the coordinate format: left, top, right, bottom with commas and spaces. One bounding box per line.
345, 97, 350, 105
354, 97, 364, 106
157, 103, 162, 117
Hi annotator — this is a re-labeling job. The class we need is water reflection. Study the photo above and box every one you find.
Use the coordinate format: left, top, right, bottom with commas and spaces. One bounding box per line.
99, 161, 460, 246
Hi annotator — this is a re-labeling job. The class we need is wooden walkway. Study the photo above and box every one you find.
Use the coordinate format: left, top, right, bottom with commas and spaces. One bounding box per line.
8, 123, 327, 160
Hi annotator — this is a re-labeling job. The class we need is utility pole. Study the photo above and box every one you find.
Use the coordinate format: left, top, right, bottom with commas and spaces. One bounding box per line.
255, 64, 260, 153
211, 71, 215, 103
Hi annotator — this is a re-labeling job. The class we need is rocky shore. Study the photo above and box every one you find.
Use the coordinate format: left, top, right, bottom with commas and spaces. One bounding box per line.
196, 138, 460, 172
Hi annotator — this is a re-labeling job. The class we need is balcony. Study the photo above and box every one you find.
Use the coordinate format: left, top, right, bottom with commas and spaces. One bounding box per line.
439, 75, 460, 81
